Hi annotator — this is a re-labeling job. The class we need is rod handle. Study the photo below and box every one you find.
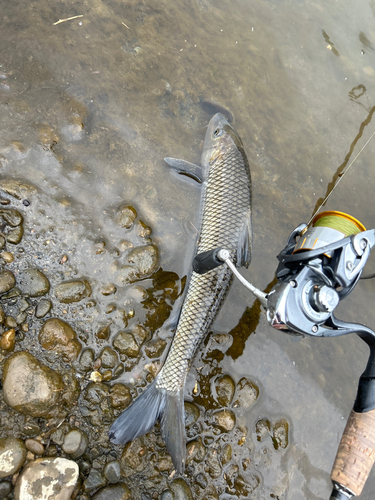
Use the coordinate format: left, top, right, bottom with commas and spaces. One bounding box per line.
331, 408, 375, 496
192, 248, 224, 274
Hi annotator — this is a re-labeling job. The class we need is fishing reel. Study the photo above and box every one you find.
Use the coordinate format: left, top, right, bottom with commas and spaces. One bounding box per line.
193, 211, 375, 500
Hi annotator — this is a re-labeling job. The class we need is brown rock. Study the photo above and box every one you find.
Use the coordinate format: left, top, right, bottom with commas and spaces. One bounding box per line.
0, 328, 15, 350
39, 318, 81, 361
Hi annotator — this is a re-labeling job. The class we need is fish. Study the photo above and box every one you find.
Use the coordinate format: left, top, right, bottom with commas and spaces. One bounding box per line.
109, 113, 252, 474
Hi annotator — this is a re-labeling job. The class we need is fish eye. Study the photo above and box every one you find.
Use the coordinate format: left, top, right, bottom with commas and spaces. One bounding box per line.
213, 128, 221, 137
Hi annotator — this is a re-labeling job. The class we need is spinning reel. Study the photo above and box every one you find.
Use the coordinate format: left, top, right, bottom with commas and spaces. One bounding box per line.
193, 211, 375, 500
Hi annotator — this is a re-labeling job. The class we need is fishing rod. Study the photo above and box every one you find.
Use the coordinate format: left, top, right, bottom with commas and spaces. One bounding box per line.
192, 131, 375, 499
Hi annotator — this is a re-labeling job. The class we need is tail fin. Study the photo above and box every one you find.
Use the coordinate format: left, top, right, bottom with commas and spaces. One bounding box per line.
109, 378, 186, 474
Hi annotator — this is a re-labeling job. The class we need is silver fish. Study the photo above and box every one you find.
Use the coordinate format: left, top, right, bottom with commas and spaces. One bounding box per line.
109, 113, 252, 474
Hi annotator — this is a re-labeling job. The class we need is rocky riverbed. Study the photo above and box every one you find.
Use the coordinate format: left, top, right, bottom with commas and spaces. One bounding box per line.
0, 177, 290, 499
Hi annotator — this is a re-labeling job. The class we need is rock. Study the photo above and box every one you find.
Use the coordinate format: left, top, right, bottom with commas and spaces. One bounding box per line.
272, 420, 289, 450
137, 220, 152, 238
144, 338, 167, 358
131, 324, 149, 345
127, 244, 159, 277
62, 429, 88, 459
0, 236, 5, 250
195, 473, 208, 489
0, 328, 15, 350
17, 268, 50, 297
114, 265, 138, 286
233, 377, 259, 409
93, 483, 131, 500
214, 374, 235, 407
220, 443, 232, 465
0, 270, 15, 294
120, 437, 148, 477
0, 179, 37, 200
160, 490, 173, 500
100, 346, 118, 368
0, 481, 12, 498
109, 384, 132, 410
83, 382, 110, 410
101, 283, 117, 296
0, 437, 27, 478
212, 409, 236, 432
25, 439, 44, 456
54, 279, 92, 303
14, 457, 79, 500
184, 402, 200, 427
103, 460, 121, 483
113, 331, 139, 357
170, 478, 193, 500
2, 352, 64, 417
1, 251, 14, 263
39, 318, 82, 361
186, 437, 206, 463
22, 422, 41, 437
79, 348, 95, 371
6, 225, 23, 244
96, 324, 111, 340
35, 299, 52, 318
0, 208, 23, 227
255, 418, 271, 442
5, 316, 16, 328
114, 204, 137, 229
83, 469, 106, 494
0, 305, 5, 323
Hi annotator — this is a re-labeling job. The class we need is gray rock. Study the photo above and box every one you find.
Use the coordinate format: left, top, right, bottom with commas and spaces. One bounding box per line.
211, 409, 236, 432
55, 279, 92, 303
127, 244, 159, 277
0, 481, 12, 498
92, 483, 131, 500
0, 437, 27, 478
214, 374, 235, 406
83, 469, 106, 494
160, 491, 173, 500
170, 478, 193, 500
62, 429, 88, 458
144, 338, 167, 358
2, 351, 64, 417
184, 402, 200, 427
14, 457, 79, 500
25, 439, 44, 456
272, 419, 289, 450
233, 377, 259, 409
113, 331, 139, 357
35, 299, 52, 318
114, 204, 137, 229
83, 382, 110, 410
18, 268, 50, 297
79, 348, 95, 371
103, 460, 121, 483
0, 270, 15, 294
39, 318, 82, 361
100, 346, 118, 368
195, 473, 208, 489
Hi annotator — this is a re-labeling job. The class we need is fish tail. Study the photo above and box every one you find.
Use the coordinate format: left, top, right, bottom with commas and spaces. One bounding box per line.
108, 376, 186, 474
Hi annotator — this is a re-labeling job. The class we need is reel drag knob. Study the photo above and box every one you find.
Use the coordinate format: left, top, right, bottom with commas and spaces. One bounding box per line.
312, 285, 340, 313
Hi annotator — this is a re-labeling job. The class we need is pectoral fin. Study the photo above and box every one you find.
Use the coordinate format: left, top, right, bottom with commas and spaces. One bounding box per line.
237, 210, 252, 268
164, 157, 203, 184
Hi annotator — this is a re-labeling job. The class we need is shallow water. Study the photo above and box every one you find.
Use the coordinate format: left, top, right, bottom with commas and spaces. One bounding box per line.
1, 0, 375, 498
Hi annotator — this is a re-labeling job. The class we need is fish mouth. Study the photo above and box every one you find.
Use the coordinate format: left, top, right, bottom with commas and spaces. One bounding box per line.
201, 113, 240, 167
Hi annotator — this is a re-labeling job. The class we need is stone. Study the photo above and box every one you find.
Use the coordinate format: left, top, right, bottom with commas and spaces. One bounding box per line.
214, 374, 235, 407
6, 225, 23, 244
39, 318, 81, 361
114, 265, 138, 286
127, 244, 159, 277
211, 409, 236, 432
113, 331, 139, 357
1, 251, 14, 263
83, 469, 106, 494
2, 352, 64, 417
101, 283, 116, 296
100, 346, 118, 368
62, 429, 88, 459
207, 448, 222, 479
160, 490, 173, 500
0, 481, 12, 498
0, 328, 15, 350
195, 473, 208, 489
109, 384, 132, 410
35, 299, 52, 318
255, 419, 271, 442
0, 179, 37, 200
79, 348, 95, 371
184, 402, 200, 427
83, 382, 110, 410
272, 420, 289, 450
0, 208, 23, 227
55, 279, 92, 303
170, 478, 193, 500
233, 377, 259, 409
144, 338, 167, 358
96, 324, 111, 340
0, 270, 15, 294
25, 439, 44, 456
103, 460, 121, 483
14, 457, 79, 500
5, 316, 16, 328
186, 437, 205, 463
92, 483, 131, 500
131, 324, 149, 344
114, 204, 137, 229
22, 422, 41, 437
120, 437, 148, 477
0, 437, 27, 478
18, 268, 50, 297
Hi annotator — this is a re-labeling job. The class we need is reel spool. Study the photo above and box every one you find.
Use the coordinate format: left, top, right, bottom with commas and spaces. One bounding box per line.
294, 210, 366, 254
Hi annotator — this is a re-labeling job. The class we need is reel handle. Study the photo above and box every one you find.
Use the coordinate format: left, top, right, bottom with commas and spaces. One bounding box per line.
331, 408, 375, 498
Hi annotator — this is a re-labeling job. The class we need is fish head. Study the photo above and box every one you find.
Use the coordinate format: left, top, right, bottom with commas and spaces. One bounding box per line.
201, 113, 244, 169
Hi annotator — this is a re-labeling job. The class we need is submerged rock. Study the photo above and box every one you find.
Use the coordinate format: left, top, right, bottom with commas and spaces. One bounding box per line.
35, 298, 52, 318
100, 346, 118, 368
272, 420, 289, 450
214, 374, 235, 407
113, 331, 139, 357
14, 457, 79, 500
18, 268, 50, 297
6, 225, 23, 244
2, 351, 64, 417
0, 208, 23, 227
233, 377, 259, 409
103, 460, 121, 483
62, 429, 88, 459
55, 279, 92, 303
184, 402, 200, 427
127, 244, 159, 277
0, 270, 15, 294
114, 204, 137, 229
83, 469, 106, 494
212, 409, 236, 432
109, 383, 132, 410
170, 478, 193, 500
0, 437, 27, 478
144, 338, 167, 358
255, 418, 271, 442
39, 318, 82, 361
92, 483, 131, 500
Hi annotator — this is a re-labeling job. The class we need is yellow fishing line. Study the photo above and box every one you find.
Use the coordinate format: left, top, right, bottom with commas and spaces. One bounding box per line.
312, 211, 365, 236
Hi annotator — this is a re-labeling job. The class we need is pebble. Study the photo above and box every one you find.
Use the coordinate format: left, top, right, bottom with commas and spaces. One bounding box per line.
96, 324, 111, 340
127, 244, 159, 277
255, 418, 271, 442
39, 318, 82, 361
5, 316, 17, 328
0, 305, 4, 323
114, 204, 137, 229
103, 460, 121, 483
160, 491, 173, 500
114, 265, 138, 286
100, 346, 118, 368
90, 371, 102, 382
131, 324, 149, 344
101, 283, 117, 296
207, 448, 222, 479
55, 279, 92, 303
272, 420, 289, 450
14, 457, 79, 500
83, 468, 106, 494
233, 377, 259, 409
79, 348, 95, 371
137, 220, 152, 237
0, 208, 23, 227
184, 402, 200, 427
62, 429, 88, 459
0, 236, 5, 250
2, 351, 64, 417
6, 225, 24, 244
83, 382, 110, 410
170, 478, 193, 500
113, 331, 139, 357
0, 482, 12, 498
109, 383, 132, 410
0, 328, 15, 350
18, 268, 50, 297
22, 423, 41, 437
35, 299, 52, 318
0, 437, 27, 478
1, 251, 14, 263
25, 439, 44, 456
186, 437, 206, 463
92, 483, 131, 500
211, 409, 236, 432
220, 443, 232, 465
0, 179, 37, 200
214, 374, 235, 406
144, 338, 167, 358
0, 270, 15, 294
195, 473, 208, 489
